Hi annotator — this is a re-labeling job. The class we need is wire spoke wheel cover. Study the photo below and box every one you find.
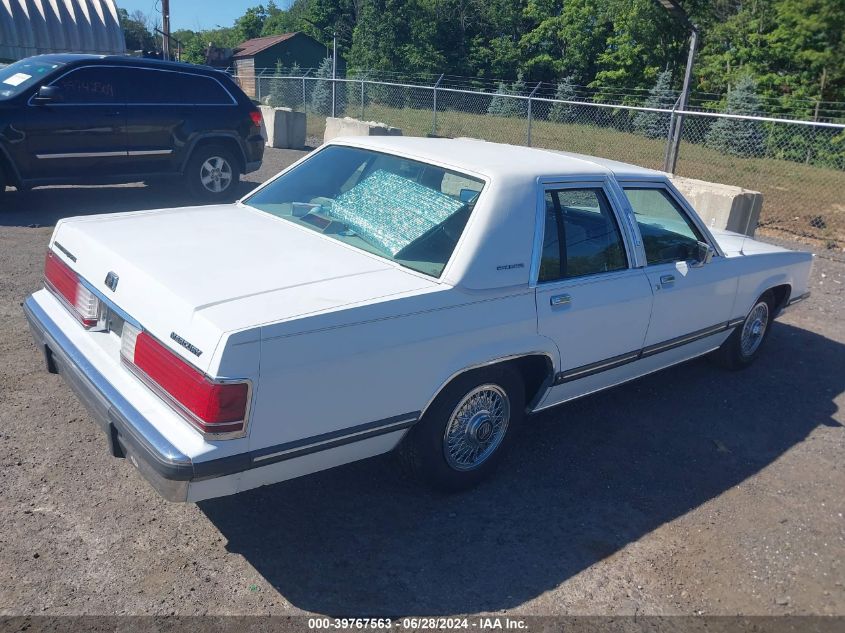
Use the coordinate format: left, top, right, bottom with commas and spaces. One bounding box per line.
200, 156, 233, 193
443, 384, 510, 471
740, 300, 769, 357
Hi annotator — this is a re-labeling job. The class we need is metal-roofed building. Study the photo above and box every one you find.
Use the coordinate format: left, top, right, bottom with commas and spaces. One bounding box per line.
0, 0, 125, 63
231, 32, 331, 98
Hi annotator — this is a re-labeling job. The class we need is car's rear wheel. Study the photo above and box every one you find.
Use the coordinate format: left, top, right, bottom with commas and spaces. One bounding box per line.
712, 291, 775, 369
186, 144, 240, 202
398, 366, 524, 491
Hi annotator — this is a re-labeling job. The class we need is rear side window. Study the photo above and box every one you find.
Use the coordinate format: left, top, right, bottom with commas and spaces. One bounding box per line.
539, 188, 627, 282
624, 187, 705, 266
53, 66, 122, 104
120, 68, 234, 105
178, 74, 235, 105
123, 68, 183, 104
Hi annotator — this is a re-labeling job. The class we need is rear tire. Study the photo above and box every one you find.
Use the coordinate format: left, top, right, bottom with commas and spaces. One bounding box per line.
398, 366, 524, 492
711, 291, 775, 369
185, 144, 240, 202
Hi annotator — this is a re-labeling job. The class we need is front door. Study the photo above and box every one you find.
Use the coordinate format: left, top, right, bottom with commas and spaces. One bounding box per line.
622, 185, 737, 351
535, 183, 654, 408
24, 65, 128, 180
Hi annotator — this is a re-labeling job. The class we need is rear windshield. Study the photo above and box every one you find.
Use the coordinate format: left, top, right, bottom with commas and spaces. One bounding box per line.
243, 146, 485, 278
0, 59, 64, 100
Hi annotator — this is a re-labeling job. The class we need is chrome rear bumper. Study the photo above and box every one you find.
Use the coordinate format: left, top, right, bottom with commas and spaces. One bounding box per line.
23, 295, 191, 501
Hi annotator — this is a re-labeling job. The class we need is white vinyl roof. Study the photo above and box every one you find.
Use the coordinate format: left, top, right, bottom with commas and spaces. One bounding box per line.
329, 136, 664, 182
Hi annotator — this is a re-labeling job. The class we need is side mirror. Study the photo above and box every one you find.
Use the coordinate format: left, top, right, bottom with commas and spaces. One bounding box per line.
34, 85, 62, 103
459, 188, 479, 204
691, 241, 715, 267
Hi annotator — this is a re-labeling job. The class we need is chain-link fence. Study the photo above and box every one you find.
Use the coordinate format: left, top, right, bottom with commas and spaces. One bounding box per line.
252, 73, 845, 250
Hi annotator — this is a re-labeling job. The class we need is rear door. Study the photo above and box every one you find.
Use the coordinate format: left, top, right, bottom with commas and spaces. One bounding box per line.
621, 183, 737, 351
122, 68, 240, 175
533, 179, 654, 408
24, 65, 128, 179
122, 67, 192, 174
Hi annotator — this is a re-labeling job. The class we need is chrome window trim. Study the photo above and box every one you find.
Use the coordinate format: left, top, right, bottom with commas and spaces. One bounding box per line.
529, 176, 640, 288
616, 178, 726, 260
27, 64, 238, 107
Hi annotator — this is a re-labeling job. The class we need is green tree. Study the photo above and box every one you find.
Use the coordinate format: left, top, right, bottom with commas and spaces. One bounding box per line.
705, 75, 768, 157
236, 5, 268, 41
310, 57, 347, 116
549, 76, 580, 123
519, 0, 610, 83
119, 8, 155, 52
269, 60, 301, 107
486, 73, 526, 118
633, 70, 676, 139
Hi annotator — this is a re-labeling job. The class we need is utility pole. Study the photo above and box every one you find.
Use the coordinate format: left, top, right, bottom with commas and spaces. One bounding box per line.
652, 0, 698, 174
161, 0, 171, 61
332, 30, 337, 117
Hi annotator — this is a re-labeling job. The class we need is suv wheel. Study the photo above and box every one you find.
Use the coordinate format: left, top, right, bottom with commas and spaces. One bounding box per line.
186, 145, 240, 201
398, 366, 524, 491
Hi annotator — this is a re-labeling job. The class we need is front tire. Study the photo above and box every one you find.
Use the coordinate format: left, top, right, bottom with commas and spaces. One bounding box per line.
712, 291, 775, 369
399, 366, 524, 491
186, 144, 240, 202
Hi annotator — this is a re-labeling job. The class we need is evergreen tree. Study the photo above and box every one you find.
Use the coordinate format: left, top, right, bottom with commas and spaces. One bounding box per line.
269, 61, 301, 108
549, 76, 579, 123
504, 73, 527, 117
487, 74, 526, 118
487, 82, 511, 117
633, 70, 676, 139
705, 75, 768, 157
310, 57, 346, 117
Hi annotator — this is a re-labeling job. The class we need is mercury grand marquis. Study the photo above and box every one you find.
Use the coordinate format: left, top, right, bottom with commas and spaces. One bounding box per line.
24, 137, 813, 501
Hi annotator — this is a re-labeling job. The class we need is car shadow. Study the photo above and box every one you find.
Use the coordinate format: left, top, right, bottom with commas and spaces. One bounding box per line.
0, 180, 260, 228
199, 321, 843, 616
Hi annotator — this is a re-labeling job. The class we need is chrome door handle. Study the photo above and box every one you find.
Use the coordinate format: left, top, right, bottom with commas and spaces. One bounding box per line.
550, 294, 571, 306
660, 274, 675, 286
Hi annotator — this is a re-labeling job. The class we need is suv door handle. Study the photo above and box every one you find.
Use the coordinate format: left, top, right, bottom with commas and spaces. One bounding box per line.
550, 294, 571, 306
660, 274, 675, 286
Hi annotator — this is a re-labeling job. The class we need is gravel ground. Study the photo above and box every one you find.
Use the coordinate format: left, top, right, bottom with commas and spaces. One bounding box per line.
0, 148, 843, 617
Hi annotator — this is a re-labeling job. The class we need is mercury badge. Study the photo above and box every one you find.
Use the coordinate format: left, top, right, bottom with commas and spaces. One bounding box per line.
104, 271, 119, 292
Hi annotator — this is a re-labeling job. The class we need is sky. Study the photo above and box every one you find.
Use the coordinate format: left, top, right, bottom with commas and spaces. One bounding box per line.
118, 0, 292, 32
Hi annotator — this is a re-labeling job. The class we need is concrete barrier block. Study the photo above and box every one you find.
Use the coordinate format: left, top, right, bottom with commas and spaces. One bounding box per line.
260, 106, 307, 149
670, 175, 763, 236
324, 117, 403, 144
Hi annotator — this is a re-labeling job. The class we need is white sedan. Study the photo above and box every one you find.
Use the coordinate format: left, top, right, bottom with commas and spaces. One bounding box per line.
24, 137, 813, 501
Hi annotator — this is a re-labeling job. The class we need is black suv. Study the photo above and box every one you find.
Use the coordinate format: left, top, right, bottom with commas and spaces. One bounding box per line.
0, 55, 264, 201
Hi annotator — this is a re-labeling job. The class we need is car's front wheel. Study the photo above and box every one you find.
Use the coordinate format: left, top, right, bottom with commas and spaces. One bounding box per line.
399, 366, 524, 491
186, 144, 240, 202
712, 291, 775, 369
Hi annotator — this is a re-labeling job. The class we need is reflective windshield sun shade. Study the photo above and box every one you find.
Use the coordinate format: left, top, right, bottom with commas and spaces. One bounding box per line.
327, 170, 465, 256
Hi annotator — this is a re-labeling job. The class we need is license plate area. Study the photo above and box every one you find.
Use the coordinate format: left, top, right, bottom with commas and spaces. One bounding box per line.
102, 306, 126, 340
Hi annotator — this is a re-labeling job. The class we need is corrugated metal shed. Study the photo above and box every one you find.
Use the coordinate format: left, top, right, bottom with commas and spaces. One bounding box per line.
0, 0, 126, 62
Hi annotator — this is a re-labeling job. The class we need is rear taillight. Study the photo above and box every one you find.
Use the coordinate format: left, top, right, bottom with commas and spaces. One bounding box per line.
121, 324, 248, 436
249, 109, 262, 127
44, 250, 99, 328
